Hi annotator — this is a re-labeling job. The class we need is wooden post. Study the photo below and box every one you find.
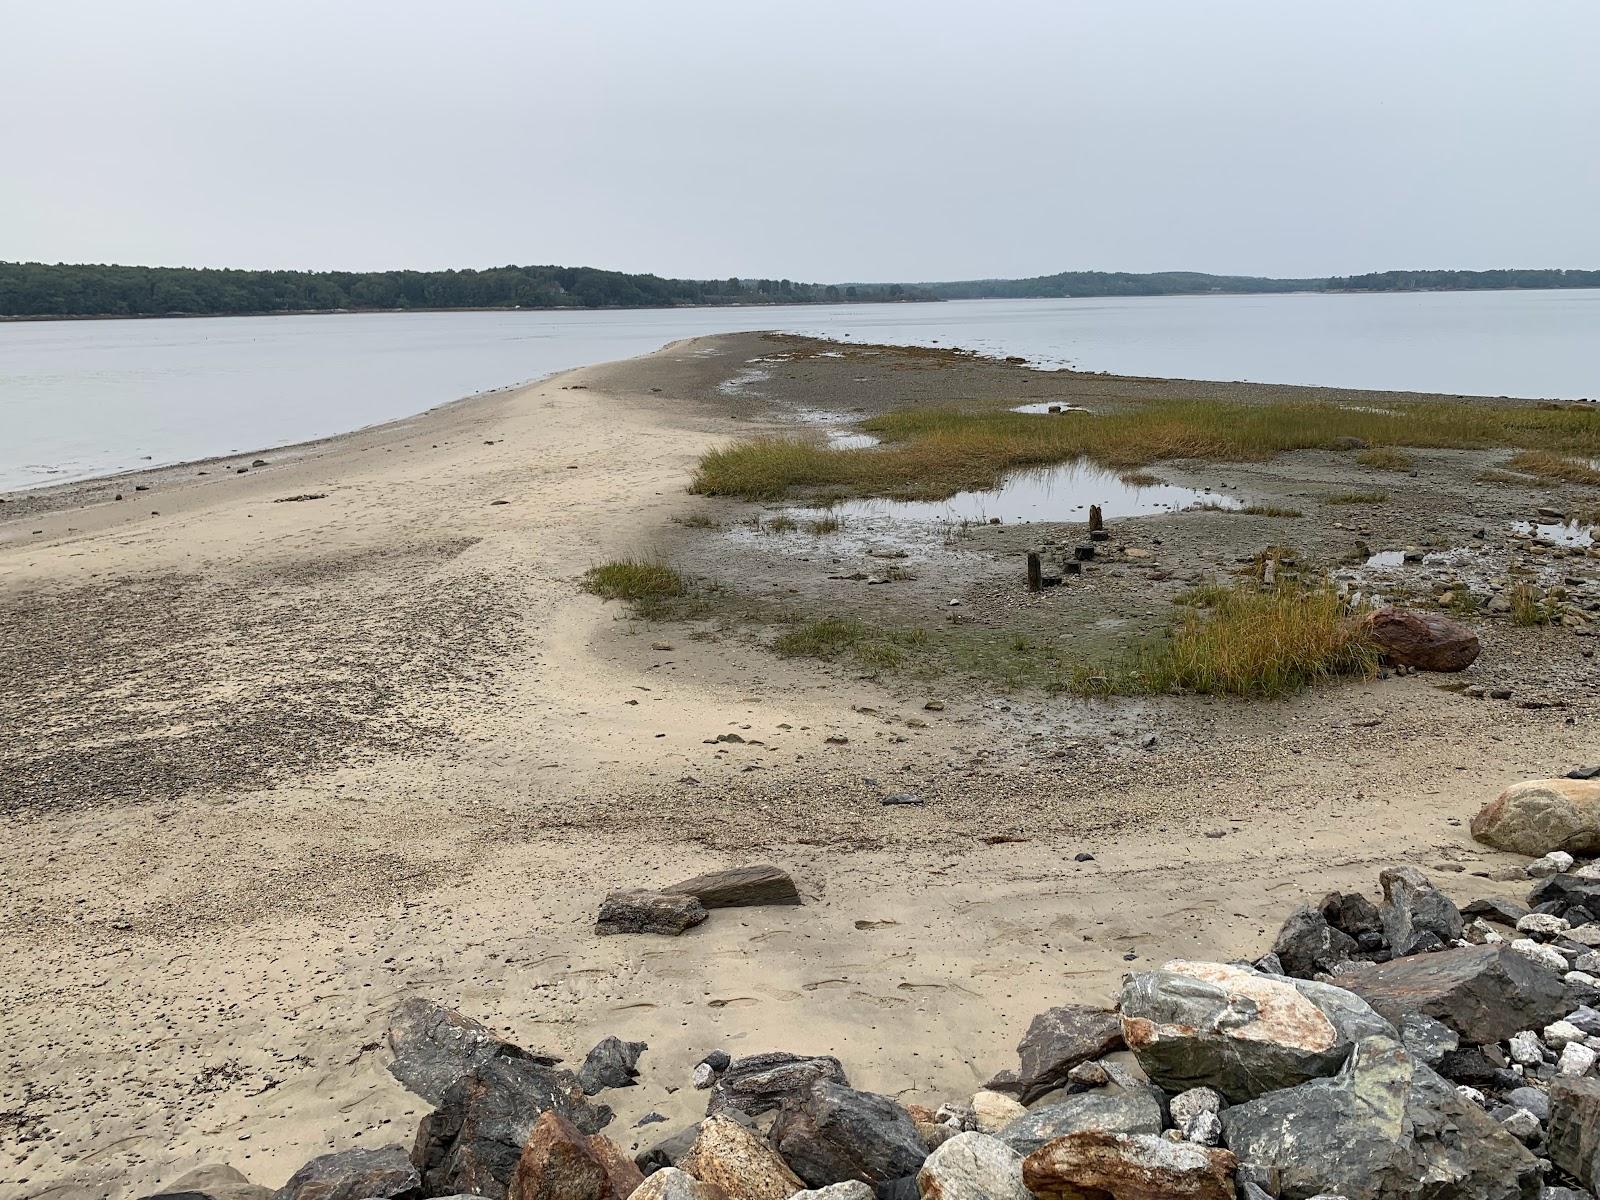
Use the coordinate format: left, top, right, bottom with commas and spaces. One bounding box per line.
1088, 504, 1103, 533
1027, 552, 1042, 593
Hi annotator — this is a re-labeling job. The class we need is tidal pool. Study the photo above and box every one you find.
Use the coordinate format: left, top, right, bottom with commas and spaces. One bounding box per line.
1513, 520, 1595, 548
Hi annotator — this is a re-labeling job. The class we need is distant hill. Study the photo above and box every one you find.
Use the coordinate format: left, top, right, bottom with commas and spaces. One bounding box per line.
3, 261, 1598, 320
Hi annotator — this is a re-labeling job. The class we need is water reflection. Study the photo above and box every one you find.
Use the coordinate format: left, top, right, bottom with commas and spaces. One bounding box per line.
1513, 520, 1595, 548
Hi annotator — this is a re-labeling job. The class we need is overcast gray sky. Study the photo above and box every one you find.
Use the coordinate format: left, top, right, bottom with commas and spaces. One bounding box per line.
3, 1, 1597, 281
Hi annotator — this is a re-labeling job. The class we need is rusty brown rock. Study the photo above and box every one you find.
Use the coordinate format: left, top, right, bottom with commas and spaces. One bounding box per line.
506, 1110, 642, 1200
1021, 1131, 1236, 1200
1472, 778, 1600, 856
1365, 607, 1480, 672
678, 1114, 806, 1200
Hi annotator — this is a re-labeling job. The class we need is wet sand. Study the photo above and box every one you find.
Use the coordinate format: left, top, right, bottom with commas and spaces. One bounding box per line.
1, 334, 1594, 1199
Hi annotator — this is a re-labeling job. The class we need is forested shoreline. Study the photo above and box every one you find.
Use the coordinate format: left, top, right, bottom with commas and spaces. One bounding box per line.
4, 260, 1599, 319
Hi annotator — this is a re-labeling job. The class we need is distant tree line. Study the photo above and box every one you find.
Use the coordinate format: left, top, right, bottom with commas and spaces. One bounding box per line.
919, 270, 1321, 299
1327, 269, 1600, 292
4, 261, 1599, 319
0, 261, 932, 318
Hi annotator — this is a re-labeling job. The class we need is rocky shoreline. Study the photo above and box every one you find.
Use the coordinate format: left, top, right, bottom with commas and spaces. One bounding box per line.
137, 770, 1600, 1200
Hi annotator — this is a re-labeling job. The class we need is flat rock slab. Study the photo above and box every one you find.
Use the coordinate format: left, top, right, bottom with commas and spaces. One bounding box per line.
273, 1145, 420, 1200
140, 1165, 270, 1200
1336, 943, 1570, 1045
706, 1051, 849, 1117
663, 864, 801, 908
996, 1089, 1163, 1156
1021, 1132, 1236, 1200
387, 996, 552, 1106
595, 890, 707, 936
985, 1004, 1125, 1104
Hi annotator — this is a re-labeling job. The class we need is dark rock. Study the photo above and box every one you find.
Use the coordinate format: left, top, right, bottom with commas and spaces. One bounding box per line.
1221, 1035, 1539, 1200
1436, 1046, 1521, 1091
576, 1036, 647, 1094
506, 1110, 641, 1200
1118, 960, 1393, 1103
1272, 904, 1359, 977
1020, 1132, 1236, 1200
1506, 1085, 1550, 1122
633, 1125, 701, 1175
1366, 607, 1481, 672
274, 1145, 420, 1200
1530, 875, 1600, 916
1338, 944, 1571, 1045
1379, 866, 1464, 956
1462, 897, 1532, 926
705, 1051, 849, 1117
1571, 766, 1600, 781
771, 1080, 927, 1188
662, 864, 801, 909
140, 1165, 269, 1200
386, 996, 550, 1106
1549, 1076, 1600, 1192
1072, 544, 1095, 561
411, 1057, 613, 1200
699, 1049, 731, 1072
594, 890, 707, 936
1399, 1013, 1459, 1067
984, 1004, 1125, 1104
1322, 890, 1384, 938
994, 1088, 1163, 1156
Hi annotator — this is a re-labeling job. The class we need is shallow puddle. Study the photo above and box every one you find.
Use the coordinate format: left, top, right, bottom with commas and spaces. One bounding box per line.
1513, 520, 1595, 548
827, 431, 882, 449
1365, 551, 1407, 568
1011, 403, 1092, 415
808, 460, 1242, 526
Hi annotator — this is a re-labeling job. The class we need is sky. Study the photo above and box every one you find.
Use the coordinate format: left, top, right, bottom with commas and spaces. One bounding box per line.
3, 1, 1598, 282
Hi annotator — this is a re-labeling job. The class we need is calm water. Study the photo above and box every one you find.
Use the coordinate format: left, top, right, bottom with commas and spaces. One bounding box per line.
4, 290, 1599, 491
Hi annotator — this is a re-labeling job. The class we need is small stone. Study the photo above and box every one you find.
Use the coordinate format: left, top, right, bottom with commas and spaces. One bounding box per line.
1546, 1021, 1589, 1051
1508, 1031, 1546, 1066
1531, 851, 1578, 878
1456, 1084, 1487, 1106
1518, 912, 1572, 938
1066, 1062, 1108, 1087
692, 1063, 716, 1090
1559, 1042, 1598, 1077
1507, 1085, 1550, 1121
1182, 1111, 1223, 1146
1167, 1087, 1223, 1128
595, 890, 707, 936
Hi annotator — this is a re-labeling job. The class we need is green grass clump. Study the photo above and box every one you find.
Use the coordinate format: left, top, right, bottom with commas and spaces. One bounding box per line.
771, 617, 926, 671
692, 398, 1597, 502
1326, 491, 1388, 505
1079, 584, 1378, 698
1507, 450, 1600, 486
582, 559, 685, 606
805, 514, 843, 535
1510, 582, 1557, 626
1356, 447, 1414, 470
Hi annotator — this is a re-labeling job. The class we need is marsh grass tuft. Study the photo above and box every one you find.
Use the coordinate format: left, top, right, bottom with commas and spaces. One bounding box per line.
1080, 584, 1379, 698
1510, 582, 1557, 626
693, 399, 1596, 502
772, 617, 927, 670
1506, 450, 1600, 486
582, 559, 686, 617
1326, 491, 1389, 505
804, 514, 843, 535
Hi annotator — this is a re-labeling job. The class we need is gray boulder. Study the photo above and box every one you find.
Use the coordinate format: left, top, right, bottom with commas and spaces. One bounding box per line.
273, 1146, 420, 1200
410, 1057, 613, 1199
1549, 1076, 1600, 1192
1273, 905, 1359, 977
984, 1004, 1125, 1103
770, 1080, 927, 1188
662, 864, 801, 908
1379, 866, 1464, 957
915, 1132, 1029, 1200
576, 1036, 647, 1094
995, 1088, 1163, 1156
1118, 960, 1393, 1103
386, 996, 551, 1106
705, 1050, 848, 1116
1338, 944, 1571, 1045
1221, 1035, 1540, 1200
1322, 891, 1384, 939
595, 890, 707, 936
140, 1165, 269, 1200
